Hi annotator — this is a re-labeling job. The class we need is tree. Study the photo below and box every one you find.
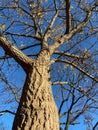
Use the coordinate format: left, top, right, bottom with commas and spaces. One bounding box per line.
0, 0, 98, 130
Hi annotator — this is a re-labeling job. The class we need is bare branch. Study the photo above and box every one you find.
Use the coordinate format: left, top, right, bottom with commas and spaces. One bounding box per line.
52, 81, 98, 103
0, 35, 33, 72
55, 59, 98, 83
93, 122, 98, 130
6, 32, 41, 41
54, 50, 87, 60
0, 110, 15, 115
0, 76, 20, 103
65, 0, 71, 34
52, 81, 68, 85
44, 10, 59, 42
49, 2, 98, 54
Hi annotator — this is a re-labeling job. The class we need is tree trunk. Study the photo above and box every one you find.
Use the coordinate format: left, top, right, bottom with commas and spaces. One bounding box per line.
12, 49, 60, 130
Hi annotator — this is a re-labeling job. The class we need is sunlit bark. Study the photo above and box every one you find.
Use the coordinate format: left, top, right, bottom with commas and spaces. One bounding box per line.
12, 49, 59, 130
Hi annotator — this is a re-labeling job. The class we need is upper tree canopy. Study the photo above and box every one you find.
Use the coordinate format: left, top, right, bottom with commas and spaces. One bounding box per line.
0, 0, 98, 129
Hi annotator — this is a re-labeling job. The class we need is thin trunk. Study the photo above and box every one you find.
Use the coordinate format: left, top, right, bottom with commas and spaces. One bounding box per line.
12, 49, 60, 130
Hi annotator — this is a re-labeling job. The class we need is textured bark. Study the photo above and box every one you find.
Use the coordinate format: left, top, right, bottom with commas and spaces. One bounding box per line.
0, 35, 33, 72
12, 49, 60, 130
0, 35, 60, 130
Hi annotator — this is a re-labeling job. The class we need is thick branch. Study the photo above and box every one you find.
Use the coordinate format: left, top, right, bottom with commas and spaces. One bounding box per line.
49, 11, 91, 54
0, 35, 33, 72
49, 2, 98, 54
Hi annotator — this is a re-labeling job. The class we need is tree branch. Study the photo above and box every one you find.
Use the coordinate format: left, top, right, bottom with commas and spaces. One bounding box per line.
49, 2, 98, 54
0, 110, 15, 115
55, 59, 98, 83
0, 35, 33, 73
52, 81, 98, 103
54, 50, 87, 60
0, 75, 20, 102
65, 0, 71, 34
43, 10, 59, 43
93, 122, 98, 130
6, 32, 41, 41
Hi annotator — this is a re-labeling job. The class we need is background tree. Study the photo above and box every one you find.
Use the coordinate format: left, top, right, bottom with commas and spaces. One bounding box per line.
0, 0, 98, 130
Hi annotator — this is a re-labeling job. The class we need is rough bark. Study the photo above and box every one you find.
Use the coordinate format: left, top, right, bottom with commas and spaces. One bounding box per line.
0, 35, 60, 130
12, 49, 60, 130
0, 35, 33, 72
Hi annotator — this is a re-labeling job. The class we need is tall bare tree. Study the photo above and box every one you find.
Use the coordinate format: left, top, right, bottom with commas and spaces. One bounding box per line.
0, 0, 98, 130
